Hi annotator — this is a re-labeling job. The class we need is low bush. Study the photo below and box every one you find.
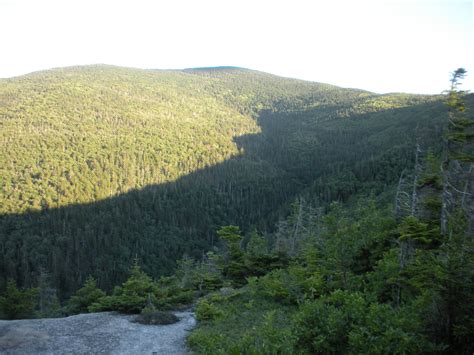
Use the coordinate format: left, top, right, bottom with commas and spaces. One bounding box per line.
134, 307, 179, 325
195, 299, 223, 321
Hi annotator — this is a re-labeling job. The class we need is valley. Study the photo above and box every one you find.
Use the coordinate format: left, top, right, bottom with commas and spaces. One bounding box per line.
0, 65, 472, 353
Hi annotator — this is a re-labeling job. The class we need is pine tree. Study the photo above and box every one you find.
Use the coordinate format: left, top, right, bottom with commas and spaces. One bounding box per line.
67, 276, 106, 314
0, 279, 38, 319
217, 226, 247, 283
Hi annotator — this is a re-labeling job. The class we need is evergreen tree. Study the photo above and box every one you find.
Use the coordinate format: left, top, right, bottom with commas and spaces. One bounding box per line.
89, 260, 157, 314
217, 226, 247, 283
438, 68, 474, 350
67, 276, 106, 314
0, 279, 38, 320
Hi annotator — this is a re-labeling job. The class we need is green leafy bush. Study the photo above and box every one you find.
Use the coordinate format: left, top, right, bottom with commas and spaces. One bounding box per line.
292, 290, 367, 353
195, 299, 223, 321
348, 303, 430, 354
156, 289, 195, 310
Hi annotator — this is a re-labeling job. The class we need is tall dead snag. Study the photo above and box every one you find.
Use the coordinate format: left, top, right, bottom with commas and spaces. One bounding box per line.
411, 143, 422, 216
441, 68, 473, 237
394, 143, 423, 307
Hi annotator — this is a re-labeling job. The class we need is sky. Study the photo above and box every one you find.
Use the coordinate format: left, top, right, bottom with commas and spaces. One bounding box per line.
0, 0, 472, 94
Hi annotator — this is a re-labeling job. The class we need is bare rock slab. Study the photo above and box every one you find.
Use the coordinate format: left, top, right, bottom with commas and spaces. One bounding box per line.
0, 311, 195, 355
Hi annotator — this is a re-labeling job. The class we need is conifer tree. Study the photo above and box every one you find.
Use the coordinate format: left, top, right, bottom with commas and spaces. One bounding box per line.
0, 279, 38, 319
67, 276, 106, 314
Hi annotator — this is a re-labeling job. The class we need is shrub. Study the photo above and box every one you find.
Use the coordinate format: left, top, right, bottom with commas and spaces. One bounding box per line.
292, 290, 366, 353
156, 289, 195, 310
187, 331, 226, 354
134, 307, 179, 325
348, 303, 424, 354
88, 264, 157, 314
248, 268, 305, 305
195, 299, 223, 321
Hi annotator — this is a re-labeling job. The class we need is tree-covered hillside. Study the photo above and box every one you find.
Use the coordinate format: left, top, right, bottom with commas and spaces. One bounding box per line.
185, 70, 473, 354
0, 65, 450, 297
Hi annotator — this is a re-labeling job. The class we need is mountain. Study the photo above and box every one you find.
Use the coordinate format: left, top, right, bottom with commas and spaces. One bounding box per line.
0, 65, 447, 297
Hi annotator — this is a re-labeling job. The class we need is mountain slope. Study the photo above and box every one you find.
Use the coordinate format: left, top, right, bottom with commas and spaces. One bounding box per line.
0, 65, 447, 296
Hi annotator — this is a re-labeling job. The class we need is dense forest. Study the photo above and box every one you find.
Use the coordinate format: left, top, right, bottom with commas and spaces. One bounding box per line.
1, 66, 472, 353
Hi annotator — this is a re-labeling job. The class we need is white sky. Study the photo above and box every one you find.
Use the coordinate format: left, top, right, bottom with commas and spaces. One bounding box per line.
0, 0, 472, 94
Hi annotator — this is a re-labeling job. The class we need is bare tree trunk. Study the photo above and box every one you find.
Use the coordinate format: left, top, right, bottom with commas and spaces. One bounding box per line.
411, 143, 421, 216
395, 170, 405, 221
467, 164, 474, 235
440, 142, 449, 237
396, 144, 421, 307
291, 198, 305, 256
274, 220, 288, 254
460, 163, 474, 262
460, 164, 472, 207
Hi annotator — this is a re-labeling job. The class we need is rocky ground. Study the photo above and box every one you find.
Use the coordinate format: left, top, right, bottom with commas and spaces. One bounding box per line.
0, 310, 195, 354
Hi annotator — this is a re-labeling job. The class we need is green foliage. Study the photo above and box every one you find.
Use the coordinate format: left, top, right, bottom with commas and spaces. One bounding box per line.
134, 308, 179, 325
446, 68, 467, 112
217, 225, 242, 244
247, 270, 292, 304
432, 68, 474, 352
86, 260, 203, 314
1, 66, 472, 353
247, 265, 316, 305
0, 65, 451, 298
217, 225, 249, 284
153, 276, 192, 307
306, 198, 395, 291
195, 299, 223, 321
188, 291, 295, 354
0, 279, 38, 319
36, 269, 62, 318
292, 290, 367, 353
348, 303, 440, 354
445, 68, 473, 162
189, 176, 472, 353
175, 253, 224, 294
91, 262, 157, 313
67, 276, 106, 314
256, 310, 294, 354
418, 151, 442, 189
398, 216, 438, 245
37, 292, 61, 319
245, 230, 267, 258
366, 248, 401, 303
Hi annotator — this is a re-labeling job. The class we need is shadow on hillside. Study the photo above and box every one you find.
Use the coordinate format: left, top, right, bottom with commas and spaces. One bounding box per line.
0, 97, 451, 297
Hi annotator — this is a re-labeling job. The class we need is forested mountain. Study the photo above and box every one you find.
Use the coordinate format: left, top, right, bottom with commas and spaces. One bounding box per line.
0, 65, 451, 298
